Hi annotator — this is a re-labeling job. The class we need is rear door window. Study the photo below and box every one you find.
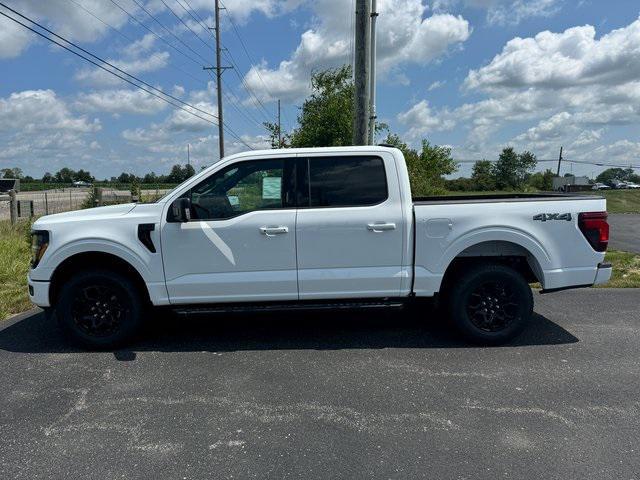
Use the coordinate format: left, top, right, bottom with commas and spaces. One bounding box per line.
307, 156, 387, 207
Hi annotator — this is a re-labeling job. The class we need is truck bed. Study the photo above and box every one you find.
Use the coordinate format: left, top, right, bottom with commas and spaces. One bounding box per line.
413, 192, 601, 205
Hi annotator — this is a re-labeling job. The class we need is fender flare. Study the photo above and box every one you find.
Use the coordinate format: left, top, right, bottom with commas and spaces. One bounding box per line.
438, 227, 552, 281
45, 239, 153, 283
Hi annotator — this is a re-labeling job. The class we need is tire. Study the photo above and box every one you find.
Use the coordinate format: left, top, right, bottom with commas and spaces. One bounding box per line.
446, 263, 533, 345
54, 269, 144, 349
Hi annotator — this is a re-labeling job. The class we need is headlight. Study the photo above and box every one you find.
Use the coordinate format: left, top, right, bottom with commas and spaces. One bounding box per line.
30, 231, 49, 268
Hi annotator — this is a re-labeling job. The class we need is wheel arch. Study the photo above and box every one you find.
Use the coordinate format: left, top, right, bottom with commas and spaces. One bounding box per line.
439, 238, 547, 293
49, 251, 151, 307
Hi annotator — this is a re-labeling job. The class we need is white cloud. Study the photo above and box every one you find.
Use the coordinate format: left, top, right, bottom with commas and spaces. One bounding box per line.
147, 0, 304, 24
0, 0, 131, 58
75, 89, 167, 115
0, 90, 100, 133
75, 51, 171, 87
434, 0, 561, 26
0, 90, 101, 173
464, 19, 640, 91
397, 100, 455, 138
428, 80, 446, 91
243, 0, 470, 102
121, 83, 218, 157
485, 0, 561, 26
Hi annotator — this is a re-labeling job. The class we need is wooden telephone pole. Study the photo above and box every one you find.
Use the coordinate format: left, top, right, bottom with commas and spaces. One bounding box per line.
204, 0, 226, 159
352, 0, 371, 146
556, 146, 563, 176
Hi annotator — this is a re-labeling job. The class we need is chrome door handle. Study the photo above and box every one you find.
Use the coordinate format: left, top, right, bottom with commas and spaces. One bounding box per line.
260, 226, 288, 236
367, 222, 396, 232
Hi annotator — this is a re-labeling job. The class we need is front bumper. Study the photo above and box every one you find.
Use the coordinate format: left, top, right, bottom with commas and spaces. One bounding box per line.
27, 274, 50, 307
593, 262, 613, 285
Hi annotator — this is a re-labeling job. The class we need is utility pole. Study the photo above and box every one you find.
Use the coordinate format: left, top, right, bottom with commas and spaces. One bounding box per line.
277, 99, 282, 147
204, 0, 226, 159
367, 0, 378, 145
556, 146, 563, 176
352, 0, 371, 146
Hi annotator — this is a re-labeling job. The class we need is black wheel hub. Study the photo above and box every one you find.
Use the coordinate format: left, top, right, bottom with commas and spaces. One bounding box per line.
71, 285, 127, 337
466, 281, 519, 332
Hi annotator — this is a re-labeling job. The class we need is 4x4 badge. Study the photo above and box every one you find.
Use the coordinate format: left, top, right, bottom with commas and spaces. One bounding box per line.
533, 213, 572, 222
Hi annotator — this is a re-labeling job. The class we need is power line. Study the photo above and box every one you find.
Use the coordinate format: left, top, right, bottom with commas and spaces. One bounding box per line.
67, 0, 208, 86
107, 0, 203, 68
0, 3, 254, 151
157, 0, 213, 52
1, 2, 218, 121
128, 0, 210, 65
174, 0, 214, 38
0, 4, 219, 127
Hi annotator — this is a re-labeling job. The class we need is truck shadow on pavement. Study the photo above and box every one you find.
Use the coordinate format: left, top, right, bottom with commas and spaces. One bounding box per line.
0, 307, 578, 355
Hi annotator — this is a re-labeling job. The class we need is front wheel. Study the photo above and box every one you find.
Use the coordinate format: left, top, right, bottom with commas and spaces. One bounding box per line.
54, 269, 144, 349
446, 263, 533, 345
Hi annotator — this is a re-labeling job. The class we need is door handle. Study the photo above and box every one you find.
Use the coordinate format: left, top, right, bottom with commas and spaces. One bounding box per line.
367, 222, 396, 232
260, 226, 288, 236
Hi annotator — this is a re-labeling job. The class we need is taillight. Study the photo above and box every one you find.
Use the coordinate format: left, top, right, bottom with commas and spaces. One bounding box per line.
578, 212, 609, 252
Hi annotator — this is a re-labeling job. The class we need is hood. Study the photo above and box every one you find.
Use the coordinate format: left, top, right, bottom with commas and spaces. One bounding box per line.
33, 203, 137, 228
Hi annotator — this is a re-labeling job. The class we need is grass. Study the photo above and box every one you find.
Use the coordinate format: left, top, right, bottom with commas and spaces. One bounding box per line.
587, 190, 640, 214
0, 220, 33, 320
0, 220, 638, 321
597, 250, 640, 288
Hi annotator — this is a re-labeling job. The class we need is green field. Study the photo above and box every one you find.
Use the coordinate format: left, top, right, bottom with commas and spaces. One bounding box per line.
1, 218, 638, 321
587, 190, 640, 214
19, 182, 179, 192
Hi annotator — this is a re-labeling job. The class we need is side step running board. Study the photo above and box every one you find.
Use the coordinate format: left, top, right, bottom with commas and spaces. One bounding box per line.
173, 300, 405, 316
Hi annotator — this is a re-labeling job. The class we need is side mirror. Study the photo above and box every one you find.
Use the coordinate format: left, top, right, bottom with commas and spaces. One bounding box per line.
170, 197, 192, 222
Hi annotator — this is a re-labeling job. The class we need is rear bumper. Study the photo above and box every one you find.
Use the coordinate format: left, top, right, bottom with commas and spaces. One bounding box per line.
593, 262, 612, 285
540, 262, 612, 294
27, 274, 50, 307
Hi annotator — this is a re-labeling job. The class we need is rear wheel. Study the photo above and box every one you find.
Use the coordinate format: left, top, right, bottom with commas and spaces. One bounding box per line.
446, 263, 533, 344
54, 269, 144, 349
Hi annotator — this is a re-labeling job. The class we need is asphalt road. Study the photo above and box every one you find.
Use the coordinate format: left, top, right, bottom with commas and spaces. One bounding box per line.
609, 214, 640, 254
1, 289, 639, 479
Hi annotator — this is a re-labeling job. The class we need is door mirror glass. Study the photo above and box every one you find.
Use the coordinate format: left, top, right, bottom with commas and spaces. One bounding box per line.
170, 197, 192, 222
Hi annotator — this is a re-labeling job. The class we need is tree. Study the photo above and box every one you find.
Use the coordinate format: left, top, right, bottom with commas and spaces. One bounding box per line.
75, 169, 94, 183
1, 167, 23, 179
382, 133, 457, 195
183, 164, 196, 179
42, 172, 54, 183
55, 167, 76, 183
596, 168, 635, 184
166, 165, 185, 183
290, 65, 354, 148
471, 160, 495, 191
493, 148, 537, 190
528, 169, 555, 191
143, 172, 158, 184
117, 172, 135, 184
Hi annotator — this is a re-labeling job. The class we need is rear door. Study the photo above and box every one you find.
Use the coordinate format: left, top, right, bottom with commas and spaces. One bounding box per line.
295, 153, 405, 299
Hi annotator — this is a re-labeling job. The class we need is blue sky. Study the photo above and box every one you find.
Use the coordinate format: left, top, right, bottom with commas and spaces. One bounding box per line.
0, 0, 639, 179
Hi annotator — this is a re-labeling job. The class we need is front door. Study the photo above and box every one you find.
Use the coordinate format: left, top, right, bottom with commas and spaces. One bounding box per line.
295, 154, 405, 299
161, 157, 298, 304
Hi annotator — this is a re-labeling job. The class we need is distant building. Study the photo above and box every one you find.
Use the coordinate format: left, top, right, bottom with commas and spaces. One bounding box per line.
552, 175, 590, 192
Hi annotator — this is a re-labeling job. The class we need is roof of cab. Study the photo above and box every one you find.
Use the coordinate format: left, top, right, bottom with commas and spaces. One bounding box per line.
222, 145, 400, 161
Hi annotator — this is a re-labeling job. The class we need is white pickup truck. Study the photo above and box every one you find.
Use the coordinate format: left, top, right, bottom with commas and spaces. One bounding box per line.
28, 146, 611, 348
